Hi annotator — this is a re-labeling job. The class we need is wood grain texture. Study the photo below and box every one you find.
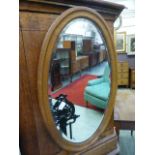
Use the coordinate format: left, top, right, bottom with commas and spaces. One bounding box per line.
20, 1, 124, 154
37, 6, 118, 152
20, 29, 40, 155
21, 30, 61, 155
76, 129, 117, 155
20, 1, 67, 14
24, 0, 125, 20
117, 61, 129, 86
20, 12, 58, 30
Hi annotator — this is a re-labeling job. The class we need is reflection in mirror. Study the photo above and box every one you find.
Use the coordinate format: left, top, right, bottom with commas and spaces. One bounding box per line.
48, 18, 111, 142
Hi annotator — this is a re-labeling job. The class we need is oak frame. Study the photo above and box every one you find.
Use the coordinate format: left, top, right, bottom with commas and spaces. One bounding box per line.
37, 7, 117, 152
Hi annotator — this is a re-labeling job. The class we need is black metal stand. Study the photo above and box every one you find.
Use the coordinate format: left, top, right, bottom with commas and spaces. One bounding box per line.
49, 94, 80, 140
69, 123, 72, 139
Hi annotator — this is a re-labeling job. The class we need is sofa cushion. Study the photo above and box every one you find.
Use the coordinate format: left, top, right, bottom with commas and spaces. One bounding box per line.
85, 83, 110, 101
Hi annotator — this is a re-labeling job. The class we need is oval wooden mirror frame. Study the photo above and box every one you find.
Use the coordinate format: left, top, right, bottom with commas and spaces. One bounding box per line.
38, 7, 117, 152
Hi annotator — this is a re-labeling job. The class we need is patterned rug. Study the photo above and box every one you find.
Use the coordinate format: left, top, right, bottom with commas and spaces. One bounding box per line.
49, 74, 97, 109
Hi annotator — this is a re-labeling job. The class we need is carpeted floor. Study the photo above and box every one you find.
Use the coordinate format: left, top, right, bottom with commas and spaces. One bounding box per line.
49, 74, 97, 108
119, 130, 135, 155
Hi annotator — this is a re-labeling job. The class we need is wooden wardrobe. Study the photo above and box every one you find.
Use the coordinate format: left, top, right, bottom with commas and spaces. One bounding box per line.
19, 1, 124, 155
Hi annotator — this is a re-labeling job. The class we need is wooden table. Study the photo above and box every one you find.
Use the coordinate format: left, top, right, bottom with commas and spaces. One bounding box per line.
114, 89, 135, 136
114, 120, 135, 136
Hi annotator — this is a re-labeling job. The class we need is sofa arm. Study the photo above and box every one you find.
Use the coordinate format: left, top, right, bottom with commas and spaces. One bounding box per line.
87, 77, 104, 86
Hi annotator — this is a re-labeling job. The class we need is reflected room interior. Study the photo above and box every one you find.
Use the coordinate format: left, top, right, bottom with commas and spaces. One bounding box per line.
48, 18, 111, 142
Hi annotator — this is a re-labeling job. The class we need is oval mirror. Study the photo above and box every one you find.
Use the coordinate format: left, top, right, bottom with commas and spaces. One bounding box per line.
48, 18, 111, 142
38, 7, 117, 151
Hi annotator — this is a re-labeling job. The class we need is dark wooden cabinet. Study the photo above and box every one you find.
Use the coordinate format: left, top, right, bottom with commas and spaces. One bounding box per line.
50, 59, 62, 91
83, 39, 93, 53
83, 51, 100, 67
99, 51, 106, 63
82, 39, 104, 67
63, 40, 89, 75
78, 55, 89, 70
89, 52, 99, 67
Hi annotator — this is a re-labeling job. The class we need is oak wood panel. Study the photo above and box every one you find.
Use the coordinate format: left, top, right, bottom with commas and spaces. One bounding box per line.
20, 0, 124, 23
71, 61, 81, 74
21, 30, 61, 155
118, 79, 129, 85
79, 56, 89, 70
20, 19, 116, 155
63, 40, 75, 49
117, 61, 128, 68
20, 1, 67, 14
105, 20, 115, 37
20, 1, 124, 154
117, 67, 128, 72
25, 0, 124, 21
118, 72, 128, 79
79, 131, 117, 155
20, 12, 58, 30
19, 29, 40, 155
37, 7, 118, 152
22, 30, 46, 91
117, 61, 129, 86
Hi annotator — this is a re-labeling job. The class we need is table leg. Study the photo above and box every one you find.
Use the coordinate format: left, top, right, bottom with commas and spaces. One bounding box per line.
131, 130, 134, 136
115, 127, 119, 141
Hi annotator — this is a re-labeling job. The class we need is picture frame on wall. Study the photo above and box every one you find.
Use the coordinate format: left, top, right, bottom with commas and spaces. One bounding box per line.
115, 32, 126, 53
127, 34, 135, 55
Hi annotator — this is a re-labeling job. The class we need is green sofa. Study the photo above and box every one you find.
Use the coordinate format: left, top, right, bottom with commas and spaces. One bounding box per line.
84, 62, 110, 109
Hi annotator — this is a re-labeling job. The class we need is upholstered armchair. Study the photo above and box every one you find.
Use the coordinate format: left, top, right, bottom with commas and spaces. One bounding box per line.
84, 62, 110, 109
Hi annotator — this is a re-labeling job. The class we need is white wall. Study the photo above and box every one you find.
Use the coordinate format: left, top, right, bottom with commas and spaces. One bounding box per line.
107, 0, 135, 35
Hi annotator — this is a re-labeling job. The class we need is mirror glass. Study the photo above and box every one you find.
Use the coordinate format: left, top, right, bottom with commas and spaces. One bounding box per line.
48, 18, 111, 142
